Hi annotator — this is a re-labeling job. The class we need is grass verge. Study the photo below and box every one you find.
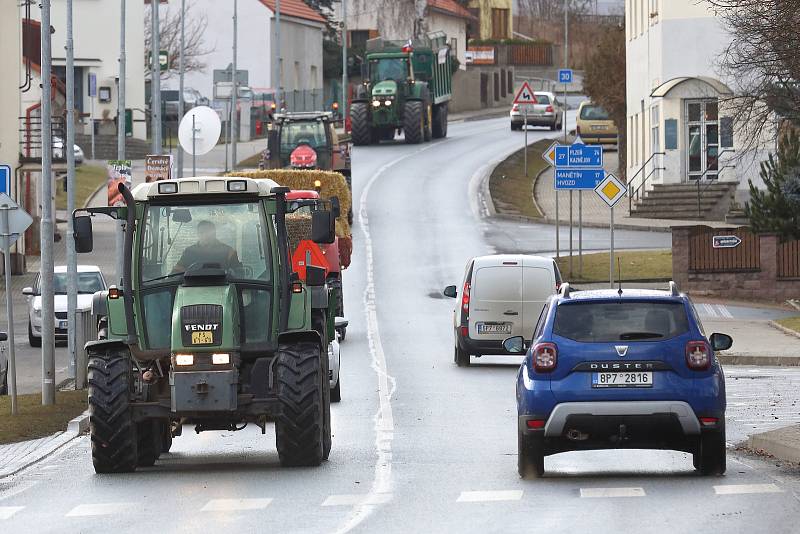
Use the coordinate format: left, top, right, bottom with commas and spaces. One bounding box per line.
557, 250, 673, 283
55, 164, 107, 210
0, 390, 87, 445
488, 138, 552, 219
775, 316, 800, 335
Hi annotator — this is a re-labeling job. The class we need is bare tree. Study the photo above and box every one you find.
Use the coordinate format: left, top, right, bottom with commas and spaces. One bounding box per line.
144, 4, 214, 80
704, 0, 800, 148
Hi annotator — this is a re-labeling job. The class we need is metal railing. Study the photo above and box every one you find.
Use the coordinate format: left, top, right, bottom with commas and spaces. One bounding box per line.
693, 150, 736, 218
628, 151, 665, 211
19, 115, 66, 163
73, 307, 98, 390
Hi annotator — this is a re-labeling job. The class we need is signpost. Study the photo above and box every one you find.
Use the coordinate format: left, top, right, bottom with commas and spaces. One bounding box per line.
0, 193, 33, 415
594, 173, 627, 287
513, 81, 538, 177
0, 165, 10, 194
712, 235, 742, 249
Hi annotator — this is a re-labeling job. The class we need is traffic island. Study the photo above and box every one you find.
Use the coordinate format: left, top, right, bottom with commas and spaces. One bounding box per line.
487, 139, 552, 219
748, 425, 800, 465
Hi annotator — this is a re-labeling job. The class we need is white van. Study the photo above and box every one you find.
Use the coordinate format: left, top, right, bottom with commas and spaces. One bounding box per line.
443, 255, 562, 366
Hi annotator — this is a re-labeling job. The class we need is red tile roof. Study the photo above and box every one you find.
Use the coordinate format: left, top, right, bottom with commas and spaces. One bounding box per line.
427, 0, 475, 20
259, 0, 327, 24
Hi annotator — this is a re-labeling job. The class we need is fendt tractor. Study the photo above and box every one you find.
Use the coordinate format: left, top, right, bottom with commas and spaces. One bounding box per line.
351, 31, 453, 145
73, 177, 337, 473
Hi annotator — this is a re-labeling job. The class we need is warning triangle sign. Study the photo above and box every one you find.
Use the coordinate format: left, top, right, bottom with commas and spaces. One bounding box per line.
513, 82, 538, 105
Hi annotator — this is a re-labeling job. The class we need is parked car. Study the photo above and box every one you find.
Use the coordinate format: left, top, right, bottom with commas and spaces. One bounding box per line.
52, 136, 84, 164
508, 283, 731, 478
163, 88, 210, 120
23, 265, 108, 347
443, 255, 562, 367
0, 332, 7, 395
510, 91, 564, 131
576, 101, 618, 145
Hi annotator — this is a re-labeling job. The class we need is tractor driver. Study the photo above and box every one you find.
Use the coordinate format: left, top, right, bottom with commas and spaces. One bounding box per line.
173, 220, 242, 273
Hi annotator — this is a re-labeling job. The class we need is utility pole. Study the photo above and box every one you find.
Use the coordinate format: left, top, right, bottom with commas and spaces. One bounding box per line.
177, 0, 185, 177
341, 0, 347, 121
66, 0, 78, 384
117, 0, 126, 282
151, 0, 162, 155
40, 0, 56, 405
275, 0, 281, 109
231, 0, 238, 169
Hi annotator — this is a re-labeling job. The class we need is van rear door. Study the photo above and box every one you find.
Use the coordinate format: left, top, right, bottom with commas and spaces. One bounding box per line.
522, 265, 555, 339
469, 264, 523, 340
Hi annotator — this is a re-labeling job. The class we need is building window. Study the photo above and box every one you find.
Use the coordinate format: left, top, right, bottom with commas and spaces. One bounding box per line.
491, 8, 510, 40
350, 30, 370, 50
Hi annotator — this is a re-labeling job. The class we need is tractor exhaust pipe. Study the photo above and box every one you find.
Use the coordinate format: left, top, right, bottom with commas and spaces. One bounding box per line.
271, 186, 292, 332
119, 183, 138, 346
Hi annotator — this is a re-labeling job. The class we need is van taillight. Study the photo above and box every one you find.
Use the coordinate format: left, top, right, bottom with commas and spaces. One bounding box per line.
546, 105, 554, 113
555, 282, 561, 291
461, 282, 471, 312
686, 341, 711, 370
533, 342, 558, 372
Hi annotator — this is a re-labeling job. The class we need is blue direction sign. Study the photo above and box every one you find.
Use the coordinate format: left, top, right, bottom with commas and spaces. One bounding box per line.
559, 69, 573, 84
0, 165, 10, 194
555, 144, 603, 168
555, 168, 605, 190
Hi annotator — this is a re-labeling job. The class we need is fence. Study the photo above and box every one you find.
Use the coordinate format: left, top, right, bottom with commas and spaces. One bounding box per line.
777, 240, 800, 279
687, 227, 761, 273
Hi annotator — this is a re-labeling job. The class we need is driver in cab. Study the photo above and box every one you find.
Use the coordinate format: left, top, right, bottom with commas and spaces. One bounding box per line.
173, 220, 242, 273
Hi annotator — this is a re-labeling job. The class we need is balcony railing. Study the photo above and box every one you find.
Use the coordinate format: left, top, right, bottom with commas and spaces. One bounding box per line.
19, 115, 66, 165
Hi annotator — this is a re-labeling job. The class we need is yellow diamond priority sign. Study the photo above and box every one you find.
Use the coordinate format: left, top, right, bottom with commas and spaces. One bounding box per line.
542, 141, 559, 166
594, 173, 626, 207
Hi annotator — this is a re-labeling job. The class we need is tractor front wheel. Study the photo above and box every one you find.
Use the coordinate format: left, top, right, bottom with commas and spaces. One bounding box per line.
351, 103, 372, 146
403, 101, 424, 144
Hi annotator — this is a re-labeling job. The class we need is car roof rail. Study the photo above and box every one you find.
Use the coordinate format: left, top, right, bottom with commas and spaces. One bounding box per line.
560, 282, 572, 298
669, 280, 680, 296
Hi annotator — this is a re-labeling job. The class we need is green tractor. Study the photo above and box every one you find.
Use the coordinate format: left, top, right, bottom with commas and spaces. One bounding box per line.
351, 32, 453, 145
73, 177, 337, 472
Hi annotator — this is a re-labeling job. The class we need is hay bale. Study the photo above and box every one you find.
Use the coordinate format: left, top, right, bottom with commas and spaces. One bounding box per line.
229, 169, 352, 237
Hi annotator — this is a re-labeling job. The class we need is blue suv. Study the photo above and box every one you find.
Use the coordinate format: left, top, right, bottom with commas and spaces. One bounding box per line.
505, 283, 732, 478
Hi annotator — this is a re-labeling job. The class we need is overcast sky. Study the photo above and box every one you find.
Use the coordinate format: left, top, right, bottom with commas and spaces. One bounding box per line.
514, 0, 624, 16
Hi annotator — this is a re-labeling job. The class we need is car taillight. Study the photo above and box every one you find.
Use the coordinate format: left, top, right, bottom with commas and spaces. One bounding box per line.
686, 341, 711, 370
512, 104, 519, 111
546, 105, 554, 113
533, 342, 558, 372
526, 419, 546, 429
461, 282, 470, 313
555, 281, 561, 291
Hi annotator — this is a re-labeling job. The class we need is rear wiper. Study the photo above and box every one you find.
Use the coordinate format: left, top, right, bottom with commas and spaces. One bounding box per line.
619, 332, 664, 340
143, 272, 185, 284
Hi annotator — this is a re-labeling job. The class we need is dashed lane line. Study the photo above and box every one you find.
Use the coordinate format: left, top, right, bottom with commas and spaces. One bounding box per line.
580, 487, 646, 498
323, 494, 393, 507
200, 498, 273, 512
714, 484, 783, 495
65, 502, 136, 517
456, 490, 524, 503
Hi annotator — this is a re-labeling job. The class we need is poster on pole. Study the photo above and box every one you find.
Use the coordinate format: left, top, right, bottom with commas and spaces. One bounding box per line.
107, 160, 132, 206
145, 154, 173, 183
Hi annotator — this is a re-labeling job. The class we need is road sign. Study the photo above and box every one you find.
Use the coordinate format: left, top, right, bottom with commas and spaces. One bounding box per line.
88, 73, 97, 97
0, 194, 33, 247
559, 69, 573, 84
513, 81, 538, 106
555, 143, 603, 168
712, 235, 742, 249
594, 173, 627, 207
555, 168, 605, 190
0, 165, 10, 195
542, 142, 559, 166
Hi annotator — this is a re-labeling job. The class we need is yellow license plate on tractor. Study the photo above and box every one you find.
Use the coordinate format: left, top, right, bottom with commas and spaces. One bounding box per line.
191, 331, 214, 345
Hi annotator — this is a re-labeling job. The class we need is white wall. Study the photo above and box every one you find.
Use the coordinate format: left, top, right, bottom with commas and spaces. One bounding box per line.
428, 12, 467, 69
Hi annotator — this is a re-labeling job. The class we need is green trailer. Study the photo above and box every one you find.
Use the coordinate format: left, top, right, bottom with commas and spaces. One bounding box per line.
351, 31, 453, 145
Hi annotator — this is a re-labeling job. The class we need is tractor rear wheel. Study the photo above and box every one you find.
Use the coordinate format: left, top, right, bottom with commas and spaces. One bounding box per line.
351, 103, 372, 146
275, 340, 327, 467
432, 103, 448, 139
403, 101, 424, 144
88, 349, 138, 473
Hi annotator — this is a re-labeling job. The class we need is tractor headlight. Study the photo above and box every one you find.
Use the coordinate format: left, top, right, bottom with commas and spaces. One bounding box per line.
384, 100, 392, 106
212, 353, 230, 365
175, 354, 194, 366
372, 100, 381, 108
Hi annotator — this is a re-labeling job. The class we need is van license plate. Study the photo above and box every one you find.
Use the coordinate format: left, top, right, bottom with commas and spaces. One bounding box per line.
477, 322, 512, 335
592, 372, 653, 388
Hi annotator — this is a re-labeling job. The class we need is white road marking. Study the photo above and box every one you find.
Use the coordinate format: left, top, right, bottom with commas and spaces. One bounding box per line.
66, 502, 136, 517
323, 494, 393, 507
701, 303, 718, 318
717, 304, 734, 319
0, 481, 38, 502
714, 484, 783, 495
200, 498, 273, 512
580, 487, 646, 498
0, 506, 24, 520
456, 490, 523, 503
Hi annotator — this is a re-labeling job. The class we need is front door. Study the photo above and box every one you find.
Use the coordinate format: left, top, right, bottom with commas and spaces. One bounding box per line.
685, 99, 719, 182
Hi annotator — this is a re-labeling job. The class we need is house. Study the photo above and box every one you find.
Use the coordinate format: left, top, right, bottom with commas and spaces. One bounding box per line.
626, 0, 767, 219
169, 0, 326, 111
426, 0, 475, 67
466, 0, 512, 41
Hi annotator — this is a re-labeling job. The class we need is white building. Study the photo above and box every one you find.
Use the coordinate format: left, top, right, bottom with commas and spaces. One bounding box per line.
625, 0, 767, 207
167, 0, 326, 106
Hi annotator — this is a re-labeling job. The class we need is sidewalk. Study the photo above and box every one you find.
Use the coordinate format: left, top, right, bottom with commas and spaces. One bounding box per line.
449, 106, 509, 123
533, 148, 735, 232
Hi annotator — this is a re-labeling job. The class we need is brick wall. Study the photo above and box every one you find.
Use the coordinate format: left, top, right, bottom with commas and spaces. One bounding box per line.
672, 227, 800, 301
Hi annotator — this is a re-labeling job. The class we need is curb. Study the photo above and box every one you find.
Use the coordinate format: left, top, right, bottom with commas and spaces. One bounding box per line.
768, 320, 800, 341
718, 353, 800, 366
747, 425, 800, 464
67, 409, 90, 436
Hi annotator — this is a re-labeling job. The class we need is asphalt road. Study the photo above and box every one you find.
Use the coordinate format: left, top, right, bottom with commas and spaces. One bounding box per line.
2, 118, 799, 533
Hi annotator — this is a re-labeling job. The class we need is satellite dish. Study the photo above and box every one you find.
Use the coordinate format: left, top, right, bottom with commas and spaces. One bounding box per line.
179, 106, 221, 156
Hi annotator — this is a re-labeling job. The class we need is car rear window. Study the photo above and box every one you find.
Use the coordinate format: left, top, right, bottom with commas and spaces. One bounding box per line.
553, 301, 690, 342
473, 266, 521, 301
535, 94, 551, 105
580, 105, 610, 120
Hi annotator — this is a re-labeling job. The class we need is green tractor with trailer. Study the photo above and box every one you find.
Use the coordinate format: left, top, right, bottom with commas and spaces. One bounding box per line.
73, 176, 338, 472
351, 31, 453, 145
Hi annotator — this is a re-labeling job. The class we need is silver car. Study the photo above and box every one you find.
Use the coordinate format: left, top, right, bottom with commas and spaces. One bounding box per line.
510, 91, 564, 131
23, 265, 107, 347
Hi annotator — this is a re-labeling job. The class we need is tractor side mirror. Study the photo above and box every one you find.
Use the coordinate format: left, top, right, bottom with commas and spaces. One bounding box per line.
172, 208, 192, 223
311, 210, 335, 244
74, 215, 94, 253
330, 196, 342, 219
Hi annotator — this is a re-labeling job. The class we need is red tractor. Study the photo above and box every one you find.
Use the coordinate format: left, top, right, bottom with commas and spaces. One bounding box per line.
285, 190, 351, 340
